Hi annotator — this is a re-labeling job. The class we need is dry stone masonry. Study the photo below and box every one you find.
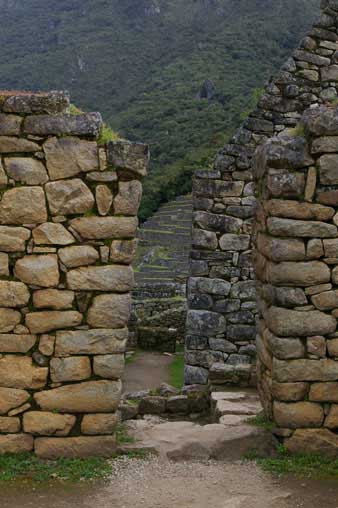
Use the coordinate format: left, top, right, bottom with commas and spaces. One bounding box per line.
0, 91, 148, 458
185, 0, 338, 388
255, 106, 338, 455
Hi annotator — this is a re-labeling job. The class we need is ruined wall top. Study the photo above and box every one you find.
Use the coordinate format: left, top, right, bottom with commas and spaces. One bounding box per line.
185, 0, 338, 387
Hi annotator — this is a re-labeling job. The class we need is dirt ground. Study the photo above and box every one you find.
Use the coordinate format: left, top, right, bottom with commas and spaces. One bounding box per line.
2, 456, 338, 508
122, 351, 172, 393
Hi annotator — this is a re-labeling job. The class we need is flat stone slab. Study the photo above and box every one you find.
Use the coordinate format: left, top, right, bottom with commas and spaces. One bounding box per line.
211, 390, 260, 403
125, 420, 274, 461
215, 400, 263, 417
219, 415, 253, 426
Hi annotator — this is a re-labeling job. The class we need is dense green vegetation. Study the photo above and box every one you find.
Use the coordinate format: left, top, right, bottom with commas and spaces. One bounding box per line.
0, 0, 320, 217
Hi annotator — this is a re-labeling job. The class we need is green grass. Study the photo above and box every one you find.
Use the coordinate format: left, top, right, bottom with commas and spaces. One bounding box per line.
169, 345, 185, 389
0, 453, 112, 483
246, 413, 274, 432
116, 423, 136, 445
254, 444, 338, 479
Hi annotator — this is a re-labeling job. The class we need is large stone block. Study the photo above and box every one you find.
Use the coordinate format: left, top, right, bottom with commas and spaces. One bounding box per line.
286, 428, 338, 458
45, 179, 94, 215
50, 357, 91, 382
114, 180, 142, 216
186, 310, 226, 337
0, 387, 30, 415
0, 226, 30, 252
318, 154, 338, 185
267, 261, 330, 286
274, 358, 338, 382
0, 187, 47, 225
33, 289, 74, 310
271, 382, 308, 402
107, 140, 149, 177
69, 216, 138, 240
81, 413, 118, 435
3, 91, 69, 114
274, 401, 324, 428
265, 199, 335, 221
193, 211, 242, 233
32, 223, 75, 246
0, 281, 30, 307
110, 239, 137, 264
267, 217, 337, 238
15, 254, 60, 287
0, 434, 33, 455
219, 234, 250, 251
58, 245, 99, 268
35, 435, 117, 459
93, 354, 124, 379
4, 157, 48, 185
44, 137, 99, 180
268, 306, 336, 337
0, 334, 36, 353
0, 309, 21, 332
67, 265, 134, 292
55, 328, 128, 356
309, 382, 338, 402
192, 228, 218, 250
267, 172, 305, 198
87, 293, 131, 328
24, 112, 102, 136
23, 412, 76, 436
257, 233, 305, 262
34, 380, 122, 413
0, 356, 48, 389
0, 137, 39, 153
0, 417, 20, 433
26, 311, 82, 334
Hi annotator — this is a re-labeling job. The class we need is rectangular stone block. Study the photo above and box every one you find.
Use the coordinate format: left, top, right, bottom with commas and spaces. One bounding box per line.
0, 417, 20, 433
34, 380, 122, 413
0, 434, 33, 455
23, 412, 76, 436
274, 358, 338, 383
81, 414, 118, 435
66, 265, 134, 291
35, 435, 117, 459
24, 112, 102, 136
55, 328, 128, 356
0, 356, 48, 389
69, 216, 138, 240
0, 334, 36, 353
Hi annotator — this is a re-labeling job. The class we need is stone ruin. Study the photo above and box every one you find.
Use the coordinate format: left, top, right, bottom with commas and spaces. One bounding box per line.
255, 106, 338, 453
185, 0, 338, 390
0, 91, 148, 458
5, 1, 338, 459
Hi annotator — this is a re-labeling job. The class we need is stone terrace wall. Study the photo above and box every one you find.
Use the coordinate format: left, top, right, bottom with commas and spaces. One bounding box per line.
0, 91, 148, 458
185, 0, 338, 387
130, 195, 192, 352
254, 105, 338, 455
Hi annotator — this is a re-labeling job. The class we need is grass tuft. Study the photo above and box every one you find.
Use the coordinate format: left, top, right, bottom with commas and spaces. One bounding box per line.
246, 413, 274, 432
0, 452, 112, 483
253, 444, 338, 479
169, 345, 185, 389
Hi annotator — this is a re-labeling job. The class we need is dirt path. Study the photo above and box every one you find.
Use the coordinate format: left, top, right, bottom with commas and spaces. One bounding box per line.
122, 351, 173, 393
2, 457, 338, 508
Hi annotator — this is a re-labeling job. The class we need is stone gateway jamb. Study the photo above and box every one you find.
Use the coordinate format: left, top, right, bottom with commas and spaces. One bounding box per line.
185, 0, 338, 388
0, 91, 148, 458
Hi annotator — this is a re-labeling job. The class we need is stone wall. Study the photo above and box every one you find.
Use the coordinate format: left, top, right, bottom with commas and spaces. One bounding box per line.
185, 0, 338, 387
0, 91, 148, 458
255, 105, 338, 455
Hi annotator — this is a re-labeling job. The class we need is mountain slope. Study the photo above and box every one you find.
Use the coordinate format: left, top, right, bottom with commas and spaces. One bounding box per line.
0, 0, 320, 217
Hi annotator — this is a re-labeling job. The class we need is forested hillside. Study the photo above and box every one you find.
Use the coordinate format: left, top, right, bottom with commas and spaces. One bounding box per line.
0, 0, 320, 217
